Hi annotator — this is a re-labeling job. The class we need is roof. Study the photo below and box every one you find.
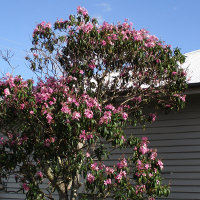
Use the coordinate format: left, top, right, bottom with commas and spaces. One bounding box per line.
181, 49, 200, 84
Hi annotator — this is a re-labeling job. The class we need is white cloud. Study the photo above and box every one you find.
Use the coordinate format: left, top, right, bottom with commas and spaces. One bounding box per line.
95, 2, 111, 12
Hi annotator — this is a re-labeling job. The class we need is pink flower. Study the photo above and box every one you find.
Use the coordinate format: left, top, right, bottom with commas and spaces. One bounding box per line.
37, 171, 43, 178
87, 173, 95, 183
117, 158, 127, 169
137, 159, 144, 170
112, 34, 117, 40
30, 111, 34, 115
135, 184, 146, 194
149, 173, 153, 177
121, 112, 128, 120
139, 143, 149, 154
165, 104, 171, 108
86, 152, 90, 157
87, 134, 93, 140
46, 113, 53, 124
172, 71, 177, 75
50, 137, 55, 143
79, 70, 84, 74
156, 59, 160, 63
180, 95, 186, 102
33, 53, 38, 58
49, 101, 54, 105
22, 183, 30, 191
149, 113, 156, 122
148, 197, 155, 200
150, 152, 157, 160
8, 133, 13, 139
20, 104, 25, 110
157, 160, 164, 170
121, 136, 126, 142
120, 170, 126, 177
104, 178, 112, 185
44, 138, 51, 147
88, 63, 96, 70
133, 96, 142, 103
81, 22, 94, 33
142, 173, 146, 177
79, 130, 86, 140
4, 88, 10, 97
181, 71, 187, 76
84, 109, 93, 119
91, 163, 99, 171
98, 163, 105, 170
115, 173, 123, 183
72, 111, 81, 120
105, 104, 115, 111
99, 111, 112, 124
145, 163, 151, 169
105, 167, 115, 175
101, 40, 106, 46
61, 105, 71, 114
142, 137, 148, 143
45, 22, 52, 29
77, 6, 88, 17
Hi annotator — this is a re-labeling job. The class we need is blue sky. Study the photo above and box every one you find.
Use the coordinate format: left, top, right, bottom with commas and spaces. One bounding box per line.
0, 0, 200, 80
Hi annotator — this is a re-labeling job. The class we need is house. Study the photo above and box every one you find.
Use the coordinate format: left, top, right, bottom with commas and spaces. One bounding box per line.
0, 50, 200, 199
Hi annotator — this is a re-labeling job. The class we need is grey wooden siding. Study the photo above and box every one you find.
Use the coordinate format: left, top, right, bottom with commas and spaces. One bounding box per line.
1, 93, 200, 199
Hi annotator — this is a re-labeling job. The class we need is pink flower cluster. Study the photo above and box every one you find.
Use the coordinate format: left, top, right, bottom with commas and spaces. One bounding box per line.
99, 104, 128, 124
79, 22, 94, 33
91, 163, 99, 171
150, 151, 157, 160
61, 104, 71, 114
115, 170, 127, 183
81, 93, 101, 110
33, 21, 52, 37
77, 6, 88, 17
72, 111, 81, 120
22, 183, 30, 191
84, 109, 93, 119
44, 137, 55, 147
117, 158, 127, 169
96, 19, 163, 49
87, 173, 95, 183
135, 184, 146, 195
4, 88, 10, 97
54, 19, 68, 30
149, 113, 157, 122
79, 130, 93, 141
173, 94, 186, 102
157, 160, 164, 170
104, 178, 111, 185
37, 171, 43, 178
139, 137, 149, 154
99, 111, 112, 124
105, 167, 115, 175
86, 158, 128, 186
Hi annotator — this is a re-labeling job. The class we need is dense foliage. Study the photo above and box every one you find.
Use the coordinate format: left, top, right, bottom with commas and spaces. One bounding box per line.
0, 6, 187, 200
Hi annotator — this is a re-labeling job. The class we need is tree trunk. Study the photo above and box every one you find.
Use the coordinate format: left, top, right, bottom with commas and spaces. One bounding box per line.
70, 174, 79, 200
58, 189, 69, 200
71, 188, 78, 200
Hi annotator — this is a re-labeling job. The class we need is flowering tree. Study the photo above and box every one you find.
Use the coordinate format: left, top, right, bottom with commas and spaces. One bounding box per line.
0, 6, 187, 200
